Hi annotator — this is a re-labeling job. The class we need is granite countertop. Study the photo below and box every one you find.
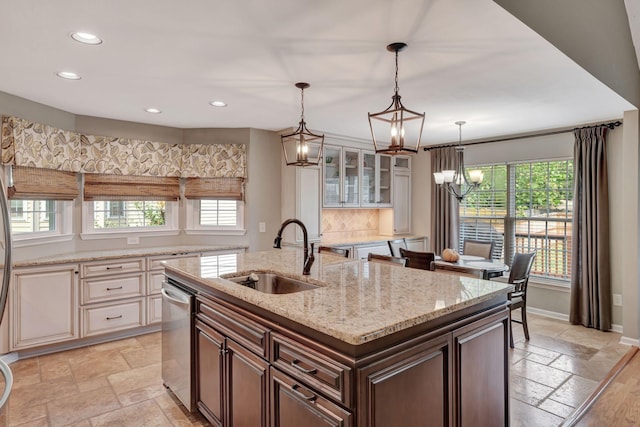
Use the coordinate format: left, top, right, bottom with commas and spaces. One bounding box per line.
163, 248, 513, 346
14, 245, 247, 267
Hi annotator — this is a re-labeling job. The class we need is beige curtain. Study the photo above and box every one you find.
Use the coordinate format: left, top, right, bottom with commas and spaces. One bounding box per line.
570, 126, 611, 331
8, 166, 79, 200
430, 147, 459, 254
83, 174, 180, 201
184, 177, 244, 201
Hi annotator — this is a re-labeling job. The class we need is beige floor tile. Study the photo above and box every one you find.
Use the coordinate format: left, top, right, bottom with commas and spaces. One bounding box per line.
107, 362, 161, 396
524, 351, 559, 365
7, 403, 47, 427
510, 398, 563, 427
550, 354, 619, 382
90, 400, 172, 426
511, 359, 572, 389
69, 349, 130, 383
47, 385, 121, 426
530, 335, 600, 360
39, 359, 72, 381
90, 337, 143, 353
538, 398, 576, 418
136, 331, 162, 348
121, 343, 162, 369
76, 376, 111, 393
116, 383, 167, 407
9, 375, 78, 409
12, 418, 50, 427
510, 374, 555, 406
548, 375, 599, 408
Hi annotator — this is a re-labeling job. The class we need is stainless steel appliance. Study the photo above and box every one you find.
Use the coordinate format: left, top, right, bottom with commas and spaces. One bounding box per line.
0, 176, 13, 423
161, 279, 194, 411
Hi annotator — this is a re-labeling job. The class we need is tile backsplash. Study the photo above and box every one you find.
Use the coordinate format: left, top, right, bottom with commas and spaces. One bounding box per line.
322, 209, 381, 240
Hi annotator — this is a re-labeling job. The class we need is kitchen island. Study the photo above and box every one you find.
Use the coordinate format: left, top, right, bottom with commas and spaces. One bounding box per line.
163, 248, 513, 427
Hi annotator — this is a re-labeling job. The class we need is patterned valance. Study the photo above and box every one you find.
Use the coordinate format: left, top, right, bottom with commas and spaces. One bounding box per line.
1, 116, 247, 178
1, 116, 82, 172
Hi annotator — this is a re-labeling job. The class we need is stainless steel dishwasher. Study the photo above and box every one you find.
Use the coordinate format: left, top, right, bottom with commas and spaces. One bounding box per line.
161, 279, 194, 411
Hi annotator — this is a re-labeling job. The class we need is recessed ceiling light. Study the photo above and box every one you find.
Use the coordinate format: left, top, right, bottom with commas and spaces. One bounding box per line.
209, 100, 227, 107
56, 71, 81, 80
70, 32, 102, 45
145, 108, 162, 114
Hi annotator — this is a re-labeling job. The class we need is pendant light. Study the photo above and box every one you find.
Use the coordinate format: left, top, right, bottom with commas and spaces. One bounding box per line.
368, 42, 425, 155
433, 121, 484, 201
281, 82, 324, 167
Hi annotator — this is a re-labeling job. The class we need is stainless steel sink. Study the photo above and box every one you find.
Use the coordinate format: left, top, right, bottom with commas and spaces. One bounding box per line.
225, 272, 319, 294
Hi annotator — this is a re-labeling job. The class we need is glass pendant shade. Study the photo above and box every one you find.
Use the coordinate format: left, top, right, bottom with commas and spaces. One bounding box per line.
368, 43, 425, 155
432, 121, 484, 202
281, 82, 324, 167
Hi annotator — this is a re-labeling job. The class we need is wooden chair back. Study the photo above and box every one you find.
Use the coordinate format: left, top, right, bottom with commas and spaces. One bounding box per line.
367, 253, 407, 267
399, 248, 435, 271
387, 238, 408, 257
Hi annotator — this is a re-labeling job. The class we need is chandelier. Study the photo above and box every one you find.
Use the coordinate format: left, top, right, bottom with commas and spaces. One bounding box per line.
281, 82, 325, 167
368, 42, 425, 155
433, 121, 483, 201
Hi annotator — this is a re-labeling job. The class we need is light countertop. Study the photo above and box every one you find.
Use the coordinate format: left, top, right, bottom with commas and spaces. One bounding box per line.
163, 248, 513, 346
13, 245, 247, 267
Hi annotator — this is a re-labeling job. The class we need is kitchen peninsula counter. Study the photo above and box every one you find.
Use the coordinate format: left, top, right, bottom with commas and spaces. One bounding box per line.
163, 248, 512, 426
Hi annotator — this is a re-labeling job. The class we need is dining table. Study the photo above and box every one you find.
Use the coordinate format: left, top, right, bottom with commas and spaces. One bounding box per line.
431, 254, 509, 280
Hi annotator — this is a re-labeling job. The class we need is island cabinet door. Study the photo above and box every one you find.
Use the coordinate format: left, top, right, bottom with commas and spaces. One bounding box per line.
271, 367, 353, 427
196, 319, 225, 427
452, 309, 509, 427
357, 334, 451, 427
226, 338, 270, 427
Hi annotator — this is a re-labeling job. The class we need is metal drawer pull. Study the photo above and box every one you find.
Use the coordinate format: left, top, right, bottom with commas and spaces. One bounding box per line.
106, 286, 123, 291
291, 384, 316, 402
106, 315, 123, 320
291, 359, 317, 375
106, 266, 124, 270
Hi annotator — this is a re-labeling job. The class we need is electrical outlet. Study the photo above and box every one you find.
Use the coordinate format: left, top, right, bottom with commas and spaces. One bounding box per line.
127, 236, 139, 245
259, 222, 266, 233
613, 294, 623, 306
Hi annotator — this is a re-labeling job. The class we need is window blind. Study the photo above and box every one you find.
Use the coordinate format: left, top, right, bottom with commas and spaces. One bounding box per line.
184, 177, 244, 201
83, 174, 179, 201
8, 166, 79, 200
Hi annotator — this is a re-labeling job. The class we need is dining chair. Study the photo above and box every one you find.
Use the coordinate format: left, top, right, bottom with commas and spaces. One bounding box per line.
463, 239, 495, 259
431, 263, 485, 278
508, 251, 537, 348
387, 238, 408, 257
318, 246, 350, 258
367, 253, 407, 267
399, 248, 435, 271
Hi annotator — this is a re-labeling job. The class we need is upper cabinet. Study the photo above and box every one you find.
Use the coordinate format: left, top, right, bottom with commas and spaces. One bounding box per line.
323, 145, 360, 208
361, 151, 392, 208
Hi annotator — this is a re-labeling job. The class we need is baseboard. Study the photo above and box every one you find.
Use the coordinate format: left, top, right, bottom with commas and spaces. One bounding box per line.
0, 353, 18, 365
610, 324, 624, 334
620, 336, 640, 347
527, 306, 569, 321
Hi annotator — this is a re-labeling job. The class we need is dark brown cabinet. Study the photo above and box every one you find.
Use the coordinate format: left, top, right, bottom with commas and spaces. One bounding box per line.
196, 299, 270, 427
271, 367, 352, 427
358, 334, 451, 427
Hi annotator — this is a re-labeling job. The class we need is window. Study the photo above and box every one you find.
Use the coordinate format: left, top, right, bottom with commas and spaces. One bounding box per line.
459, 159, 573, 281
83, 200, 178, 236
8, 199, 72, 244
186, 199, 245, 235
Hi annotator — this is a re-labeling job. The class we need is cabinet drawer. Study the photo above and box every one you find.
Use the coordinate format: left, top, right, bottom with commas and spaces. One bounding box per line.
81, 273, 145, 304
271, 332, 352, 407
147, 254, 198, 271
81, 258, 145, 278
197, 297, 269, 359
82, 298, 145, 337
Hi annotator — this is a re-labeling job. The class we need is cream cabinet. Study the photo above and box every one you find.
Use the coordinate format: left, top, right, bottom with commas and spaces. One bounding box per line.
10, 264, 79, 351
361, 151, 392, 207
323, 145, 361, 208
80, 258, 147, 337
296, 165, 322, 242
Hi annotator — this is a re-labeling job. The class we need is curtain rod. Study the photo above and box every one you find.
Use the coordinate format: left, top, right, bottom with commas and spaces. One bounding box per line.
422, 120, 622, 151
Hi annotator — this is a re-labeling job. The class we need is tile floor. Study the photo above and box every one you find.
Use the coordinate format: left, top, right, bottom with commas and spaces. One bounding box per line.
0, 313, 630, 426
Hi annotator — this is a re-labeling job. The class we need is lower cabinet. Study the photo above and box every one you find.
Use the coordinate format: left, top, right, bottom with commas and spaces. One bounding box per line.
10, 264, 79, 350
196, 305, 270, 427
271, 367, 352, 427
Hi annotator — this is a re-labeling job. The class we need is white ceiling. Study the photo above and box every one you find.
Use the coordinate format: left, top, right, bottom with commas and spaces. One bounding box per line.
0, 0, 635, 145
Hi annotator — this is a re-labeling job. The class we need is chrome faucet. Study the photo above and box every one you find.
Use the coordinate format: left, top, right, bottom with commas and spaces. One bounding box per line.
273, 219, 314, 275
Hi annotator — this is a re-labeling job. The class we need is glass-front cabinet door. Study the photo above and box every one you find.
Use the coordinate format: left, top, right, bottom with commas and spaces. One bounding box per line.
361, 152, 392, 207
323, 146, 342, 207
342, 148, 360, 207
